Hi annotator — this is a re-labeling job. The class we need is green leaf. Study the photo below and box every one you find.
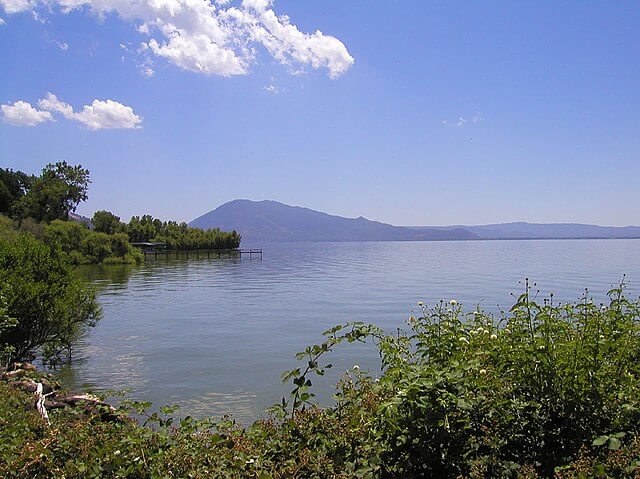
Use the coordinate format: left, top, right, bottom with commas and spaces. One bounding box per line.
592, 435, 608, 446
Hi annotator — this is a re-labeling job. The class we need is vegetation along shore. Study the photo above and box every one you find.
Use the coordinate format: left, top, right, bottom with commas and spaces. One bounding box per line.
1, 252, 640, 477
0, 163, 241, 265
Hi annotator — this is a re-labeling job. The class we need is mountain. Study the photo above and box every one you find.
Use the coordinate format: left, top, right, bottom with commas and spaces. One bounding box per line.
189, 200, 477, 243
410, 222, 640, 240
190, 200, 640, 244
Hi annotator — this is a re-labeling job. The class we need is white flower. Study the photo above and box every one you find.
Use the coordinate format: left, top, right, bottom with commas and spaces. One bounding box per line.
479, 369, 487, 375
353, 365, 360, 371
490, 334, 498, 340
459, 337, 469, 344
450, 299, 458, 306
418, 301, 424, 307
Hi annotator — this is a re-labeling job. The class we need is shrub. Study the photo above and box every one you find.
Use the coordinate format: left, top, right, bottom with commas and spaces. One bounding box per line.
1, 283, 639, 478
0, 234, 101, 362
43, 219, 89, 254
279, 281, 640, 477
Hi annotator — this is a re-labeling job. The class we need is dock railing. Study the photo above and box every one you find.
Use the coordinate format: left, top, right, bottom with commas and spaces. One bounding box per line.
140, 248, 262, 260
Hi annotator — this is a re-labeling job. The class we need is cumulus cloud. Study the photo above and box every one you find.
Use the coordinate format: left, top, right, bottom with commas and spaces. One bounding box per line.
2, 93, 142, 130
38, 92, 75, 119
0, 0, 354, 78
0, 0, 34, 14
147, 28, 247, 76
239, 0, 354, 79
74, 99, 142, 130
1, 101, 53, 126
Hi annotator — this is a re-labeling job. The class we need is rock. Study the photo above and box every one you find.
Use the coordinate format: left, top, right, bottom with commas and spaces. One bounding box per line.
2, 369, 28, 379
9, 379, 37, 393
9, 362, 37, 372
44, 399, 69, 409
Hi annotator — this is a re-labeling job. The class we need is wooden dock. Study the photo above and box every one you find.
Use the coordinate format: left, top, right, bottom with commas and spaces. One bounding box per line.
141, 249, 262, 260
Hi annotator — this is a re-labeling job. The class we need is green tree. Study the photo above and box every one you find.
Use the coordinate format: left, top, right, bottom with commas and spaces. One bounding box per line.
43, 219, 89, 254
80, 232, 112, 264
92, 210, 123, 235
0, 168, 34, 216
14, 161, 90, 222
109, 232, 131, 258
0, 234, 101, 362
0, 292, 17, 365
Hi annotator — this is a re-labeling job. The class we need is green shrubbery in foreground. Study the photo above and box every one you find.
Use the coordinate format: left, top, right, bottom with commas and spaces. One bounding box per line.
2, 283, 640, 478
0, 234, 101, 364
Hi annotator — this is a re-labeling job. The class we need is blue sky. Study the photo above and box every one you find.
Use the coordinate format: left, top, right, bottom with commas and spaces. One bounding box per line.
1, 1, 639, 226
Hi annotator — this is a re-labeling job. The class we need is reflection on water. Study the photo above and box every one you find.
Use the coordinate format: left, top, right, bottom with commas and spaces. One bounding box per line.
58, 240, 640, 425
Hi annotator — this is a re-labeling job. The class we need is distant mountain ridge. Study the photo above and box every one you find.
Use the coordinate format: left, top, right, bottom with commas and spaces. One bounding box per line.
189, 200, 640, 244
189, 200, 476, 243
410, 222, 640, 240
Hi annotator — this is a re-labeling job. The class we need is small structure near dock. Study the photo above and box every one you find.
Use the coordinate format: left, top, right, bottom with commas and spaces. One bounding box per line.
130, 242, 167, 252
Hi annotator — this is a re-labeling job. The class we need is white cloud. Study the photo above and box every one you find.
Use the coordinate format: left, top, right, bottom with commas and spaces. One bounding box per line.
3, 93, 142, 130
74, 99, 142, 130
1, 0, 354, 78
441, 112, 484, 128
0, 16, 5, 24
240, 0, 354, 79
1, 100, 53, 126
147, 28, 247, 76
38, 92, 75, 119
0, 0, 34, 14
264, 84, 278, 94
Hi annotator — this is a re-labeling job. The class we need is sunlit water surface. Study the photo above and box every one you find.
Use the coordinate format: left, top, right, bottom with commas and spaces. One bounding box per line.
57, 240, 640, 424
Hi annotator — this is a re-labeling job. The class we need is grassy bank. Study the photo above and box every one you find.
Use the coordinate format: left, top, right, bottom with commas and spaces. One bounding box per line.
2, 283, 640, 478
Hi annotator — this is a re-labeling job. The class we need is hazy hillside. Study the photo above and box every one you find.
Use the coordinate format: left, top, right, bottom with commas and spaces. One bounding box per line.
411, 222, 640, 240
190, 200, 640, 244
189, 200, 477, 243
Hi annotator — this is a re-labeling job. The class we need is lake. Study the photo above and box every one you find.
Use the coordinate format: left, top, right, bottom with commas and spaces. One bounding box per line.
58, 239, 640, 424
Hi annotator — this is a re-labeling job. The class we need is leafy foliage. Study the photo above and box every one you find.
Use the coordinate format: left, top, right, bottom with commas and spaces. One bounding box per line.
0, 234, 101, 362
13, 162, 90, 222
0, 168, 34, 216
92, 210, 124, 235
42, 220, 143, 265
2, 283, 639, 477
127, 214, 241, 250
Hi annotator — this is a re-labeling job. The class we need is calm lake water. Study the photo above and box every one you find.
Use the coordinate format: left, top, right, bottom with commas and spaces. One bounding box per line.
58, 239, 640, 424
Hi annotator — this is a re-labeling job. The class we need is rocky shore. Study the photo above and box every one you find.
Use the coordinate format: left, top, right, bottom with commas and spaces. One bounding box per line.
1, 362, 121, 423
